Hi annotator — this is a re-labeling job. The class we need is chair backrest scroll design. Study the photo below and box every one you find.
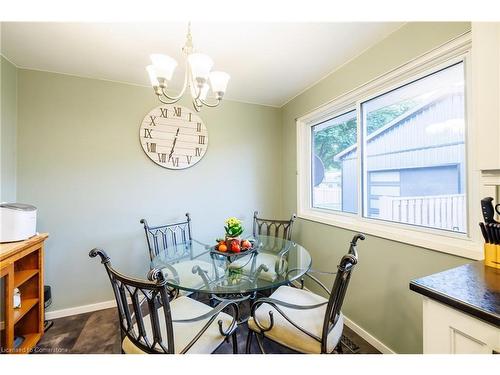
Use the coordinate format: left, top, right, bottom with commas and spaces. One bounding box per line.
140, 213, 192, 261
89, 248, 175, 353
320, 233, 365, 353
252, 211, 297, 241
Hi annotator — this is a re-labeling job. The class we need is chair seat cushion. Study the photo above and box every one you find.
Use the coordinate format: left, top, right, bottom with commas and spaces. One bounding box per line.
122, 296, 232, 354
247, 286, 343, 354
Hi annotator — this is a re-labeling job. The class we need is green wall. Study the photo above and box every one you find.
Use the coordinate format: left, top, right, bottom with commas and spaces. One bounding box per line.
16, 69, 283, 311
281, 22, 472, 353
1, 56, 17, 202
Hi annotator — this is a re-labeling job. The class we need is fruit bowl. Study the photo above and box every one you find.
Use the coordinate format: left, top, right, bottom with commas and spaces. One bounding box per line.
211, 238, 256, 258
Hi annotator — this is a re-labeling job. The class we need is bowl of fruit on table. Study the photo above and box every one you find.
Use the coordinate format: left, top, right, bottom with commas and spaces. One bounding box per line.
213, 238, 254, 256
211, 217, 256, 257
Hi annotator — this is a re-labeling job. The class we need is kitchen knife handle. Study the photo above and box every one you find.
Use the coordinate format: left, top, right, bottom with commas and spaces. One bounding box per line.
481, 197, 497, 223
488, 223, 498, 244
479, 223, 489, 243
495, 223, 500, 245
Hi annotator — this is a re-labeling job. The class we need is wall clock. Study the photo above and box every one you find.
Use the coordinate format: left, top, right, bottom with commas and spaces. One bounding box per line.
139, 104, 208, 169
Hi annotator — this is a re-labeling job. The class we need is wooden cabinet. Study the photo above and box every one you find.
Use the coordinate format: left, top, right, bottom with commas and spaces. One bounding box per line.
0, 234, 48, 354
422, 297, 500, 354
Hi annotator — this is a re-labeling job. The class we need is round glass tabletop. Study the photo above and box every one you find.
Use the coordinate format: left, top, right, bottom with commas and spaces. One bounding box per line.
150, 235, 312, 295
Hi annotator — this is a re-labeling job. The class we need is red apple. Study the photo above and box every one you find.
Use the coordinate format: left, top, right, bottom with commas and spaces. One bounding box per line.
241, 240, 252, 249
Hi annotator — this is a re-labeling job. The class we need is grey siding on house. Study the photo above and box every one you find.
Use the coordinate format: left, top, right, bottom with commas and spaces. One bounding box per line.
364, 94, 465, 161
338, 92, 466, 212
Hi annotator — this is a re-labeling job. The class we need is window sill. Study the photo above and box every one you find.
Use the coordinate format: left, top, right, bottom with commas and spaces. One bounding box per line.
298, 209, 483, 260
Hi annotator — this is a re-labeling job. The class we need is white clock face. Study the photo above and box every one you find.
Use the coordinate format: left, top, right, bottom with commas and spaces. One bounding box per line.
139, 104, 208, 169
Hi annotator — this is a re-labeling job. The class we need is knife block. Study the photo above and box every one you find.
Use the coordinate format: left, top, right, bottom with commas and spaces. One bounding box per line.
484, 243, 500, 269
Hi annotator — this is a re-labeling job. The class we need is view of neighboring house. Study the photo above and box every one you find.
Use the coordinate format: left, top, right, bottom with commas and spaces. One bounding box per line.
334, 88, 466, 232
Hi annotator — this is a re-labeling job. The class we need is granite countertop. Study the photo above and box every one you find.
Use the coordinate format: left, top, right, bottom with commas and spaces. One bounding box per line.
410, 261, 500, 327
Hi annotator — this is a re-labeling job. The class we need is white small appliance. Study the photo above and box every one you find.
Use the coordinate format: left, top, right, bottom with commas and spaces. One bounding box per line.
0, 203, 37, 243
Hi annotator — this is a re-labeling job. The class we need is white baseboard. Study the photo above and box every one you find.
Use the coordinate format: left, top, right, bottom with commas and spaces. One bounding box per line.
45, 299, 117, 320
343, 315, 396, 354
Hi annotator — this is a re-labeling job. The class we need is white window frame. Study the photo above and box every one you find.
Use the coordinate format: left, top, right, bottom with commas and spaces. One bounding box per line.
297, 32, 482, 260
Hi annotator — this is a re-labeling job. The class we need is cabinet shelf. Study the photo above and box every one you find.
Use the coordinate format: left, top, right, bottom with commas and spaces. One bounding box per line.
13, 298, 39, 324
13, 333, 42, 354
14, 269, 39, 288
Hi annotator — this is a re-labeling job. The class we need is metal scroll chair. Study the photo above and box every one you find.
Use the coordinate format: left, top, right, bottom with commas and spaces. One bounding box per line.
253, 211, 296, 241
141, 213, 216, 298
246, 211, 297, 283
140, 213, 193, 261
89, 249, 239, 354
246, 234, 365, 354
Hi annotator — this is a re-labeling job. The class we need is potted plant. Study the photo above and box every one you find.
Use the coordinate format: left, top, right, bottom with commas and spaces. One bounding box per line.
224, 217, 244, 251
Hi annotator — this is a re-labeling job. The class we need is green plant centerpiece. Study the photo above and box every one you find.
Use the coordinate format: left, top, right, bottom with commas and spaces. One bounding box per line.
224, 217, 244, 253
225, 217, 243, 239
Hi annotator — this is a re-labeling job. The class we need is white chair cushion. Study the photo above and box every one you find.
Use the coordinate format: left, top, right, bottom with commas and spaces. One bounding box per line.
122, 296, 233, 354
247, 286, 343, 354
229, 253, 287, 282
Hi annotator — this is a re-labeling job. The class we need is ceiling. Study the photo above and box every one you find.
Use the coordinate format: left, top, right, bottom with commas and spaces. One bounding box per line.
1, 22, 403, 107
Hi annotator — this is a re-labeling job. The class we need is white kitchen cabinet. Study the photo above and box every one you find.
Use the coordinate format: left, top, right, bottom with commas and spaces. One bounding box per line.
473, 22, 500, 171
422, 297, 500, 354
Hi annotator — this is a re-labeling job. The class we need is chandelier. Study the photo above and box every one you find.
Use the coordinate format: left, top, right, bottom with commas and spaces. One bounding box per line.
145, 23, 230, 112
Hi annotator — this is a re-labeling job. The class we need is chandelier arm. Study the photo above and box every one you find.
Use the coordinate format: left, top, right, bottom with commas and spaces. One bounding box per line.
156, 94, 179, 105
192, 98, 202, 112
198, 97, 222, 108
160, 80, 188, 102
159, 88, 183, 102
189, 73, 204, 101
159, 62, 190, 102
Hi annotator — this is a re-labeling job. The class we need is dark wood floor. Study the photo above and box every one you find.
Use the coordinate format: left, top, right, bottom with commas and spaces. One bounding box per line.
36, 304, 380, 354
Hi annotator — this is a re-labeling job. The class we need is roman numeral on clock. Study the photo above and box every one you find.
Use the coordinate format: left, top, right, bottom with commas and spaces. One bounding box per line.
186, 155, 192, 164
172, 157, 179, 167
160, 108, 168, 118
196, 122, 202, 132
188, 113, 192, 122
198, 135, 205, 144
173, 107, 182, 117
158, 153, 167, 163
195, 147, 201, 157
144, 129, 153, 138
149, 115, 157, 126
146, 142, 156, 153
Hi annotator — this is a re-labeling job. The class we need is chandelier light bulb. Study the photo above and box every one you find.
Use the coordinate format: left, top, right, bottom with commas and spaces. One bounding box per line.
209, 71, 231, 95
188, 53, 214, 82
150, 54, 178, 81
146, 65, 159, 87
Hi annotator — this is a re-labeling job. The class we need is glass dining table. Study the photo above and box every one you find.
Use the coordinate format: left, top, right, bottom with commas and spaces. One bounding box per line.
150, 235, 312, 298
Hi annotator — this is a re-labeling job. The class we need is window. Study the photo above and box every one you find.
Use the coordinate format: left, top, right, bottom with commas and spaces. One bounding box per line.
362, 62, 466, 232
312, 110, 357, 213
296, 35, 480, 259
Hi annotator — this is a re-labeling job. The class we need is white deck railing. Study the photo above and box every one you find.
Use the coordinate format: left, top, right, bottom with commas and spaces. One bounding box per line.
379, 194, 466, 232
313, 185, 342, 206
